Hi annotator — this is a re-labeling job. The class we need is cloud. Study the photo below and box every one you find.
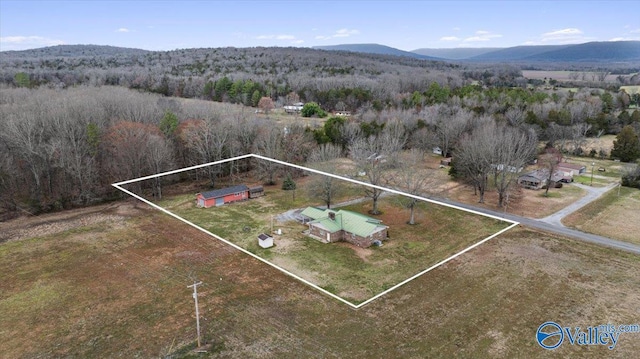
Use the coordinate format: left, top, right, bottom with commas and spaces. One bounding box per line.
0, 35, 65, 50
539, 28, 594, 43
542, 28, 582, 38
440, 36, 460, 42
609, 36, 640, 41
333, 28, 359, 38
256, 34, 303, 45
315, 28, 360, 40
631, 28, 640, 34
116, 28, 130, 33
523, 27, 597, 45
463, 30, 502, 43
256, 34, 296, 40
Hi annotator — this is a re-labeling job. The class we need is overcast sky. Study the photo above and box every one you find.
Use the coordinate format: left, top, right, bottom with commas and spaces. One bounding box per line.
1, 0, 639, 52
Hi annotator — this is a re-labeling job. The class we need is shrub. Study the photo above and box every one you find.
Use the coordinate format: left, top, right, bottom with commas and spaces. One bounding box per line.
621, 165, 640, 189
301, 102, 327, 118
282, 174, 296, 190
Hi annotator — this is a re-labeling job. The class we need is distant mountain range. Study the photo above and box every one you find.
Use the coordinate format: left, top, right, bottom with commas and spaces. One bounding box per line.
3, 41, 638, 64
0, 44, 149, 58
312, 43, 442, 60
318, 41, 640, 63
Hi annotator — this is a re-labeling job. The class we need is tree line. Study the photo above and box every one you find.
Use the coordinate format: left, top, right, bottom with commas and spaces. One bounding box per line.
2, 46, 640, 217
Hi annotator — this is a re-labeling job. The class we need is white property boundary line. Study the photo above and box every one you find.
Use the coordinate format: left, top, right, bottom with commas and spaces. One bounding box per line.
113, 154, 519, 309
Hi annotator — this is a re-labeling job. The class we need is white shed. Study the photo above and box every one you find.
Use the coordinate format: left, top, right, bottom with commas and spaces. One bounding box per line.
258, 233, 274, 248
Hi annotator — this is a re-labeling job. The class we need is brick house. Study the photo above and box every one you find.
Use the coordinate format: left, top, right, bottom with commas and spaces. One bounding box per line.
300, 207, 388, 248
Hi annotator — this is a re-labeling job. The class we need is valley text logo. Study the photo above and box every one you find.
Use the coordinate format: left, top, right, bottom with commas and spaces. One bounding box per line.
536, 321, 640, 350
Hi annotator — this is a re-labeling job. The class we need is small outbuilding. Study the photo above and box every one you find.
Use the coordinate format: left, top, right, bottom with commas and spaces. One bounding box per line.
195, 184, 249, 208
249, 186, 264, 198
258, 233, 274, 248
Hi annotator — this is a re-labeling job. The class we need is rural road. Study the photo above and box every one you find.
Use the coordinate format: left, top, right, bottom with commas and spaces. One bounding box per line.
539, 182, 618, 227
427, 185, 640, 255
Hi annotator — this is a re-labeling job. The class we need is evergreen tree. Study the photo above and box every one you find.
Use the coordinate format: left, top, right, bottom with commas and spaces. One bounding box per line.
611, 125, 640, 162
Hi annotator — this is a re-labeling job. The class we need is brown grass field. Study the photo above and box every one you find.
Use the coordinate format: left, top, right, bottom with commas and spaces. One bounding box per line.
522, 70, 631, 83
563, 186, 640, 244
2, 199, 640, 358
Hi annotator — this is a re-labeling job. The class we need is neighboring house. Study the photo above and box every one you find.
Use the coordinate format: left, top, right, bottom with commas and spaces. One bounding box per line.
492, 163, 523, 173
300, 207, 388, 248
432, 147, 443, 155
258, 233, 274, 248
557, 163, 586, 176
517, 169, 567, 190
195, 184, 249, 208
334, 110, 351, 117
284, 102, 304, 113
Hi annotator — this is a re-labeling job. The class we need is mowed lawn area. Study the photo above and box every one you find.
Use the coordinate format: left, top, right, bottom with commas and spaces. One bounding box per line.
2, 203, 639, 358
563, 186, 640, 245
164, 185, 510, 304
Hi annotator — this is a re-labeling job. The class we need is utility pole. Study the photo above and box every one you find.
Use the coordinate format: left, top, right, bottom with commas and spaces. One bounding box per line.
187, 281, 203, 347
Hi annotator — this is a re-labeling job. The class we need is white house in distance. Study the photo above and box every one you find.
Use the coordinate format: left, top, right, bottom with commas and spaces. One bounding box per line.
556, 162, 587, 177
258, 233, 274, 248
283, 102, 304, 113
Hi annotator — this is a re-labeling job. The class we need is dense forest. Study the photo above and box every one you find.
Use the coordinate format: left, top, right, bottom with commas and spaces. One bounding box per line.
1, 45, 639, 217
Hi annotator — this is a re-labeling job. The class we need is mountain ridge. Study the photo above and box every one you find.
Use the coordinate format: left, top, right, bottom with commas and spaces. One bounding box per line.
311, 43, 443, 60
2, 41, 638, 64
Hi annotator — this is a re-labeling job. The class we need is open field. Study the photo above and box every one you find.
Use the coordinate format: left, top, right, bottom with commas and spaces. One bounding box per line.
583, 135, 616, 157
158, 178, 509, 304
522, 70, 629, 83
1, 201, 639, 357
177, 97, 327, 129
563, 186, 640, 244
620, 85, 640, 95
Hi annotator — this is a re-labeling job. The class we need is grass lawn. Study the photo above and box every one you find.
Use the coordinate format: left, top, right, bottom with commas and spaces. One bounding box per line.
167, 190, 510, 304
447, 180, 587, 219
2, 203, 639, 358
559, 155, 639, 184
562, 186, 640, 244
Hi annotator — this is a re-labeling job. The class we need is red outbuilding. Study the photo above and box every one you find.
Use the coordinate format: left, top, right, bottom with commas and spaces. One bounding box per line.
195, 185, 249, 208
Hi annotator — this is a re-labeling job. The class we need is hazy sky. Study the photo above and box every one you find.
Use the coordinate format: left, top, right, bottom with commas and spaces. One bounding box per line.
1, 1, 639, 52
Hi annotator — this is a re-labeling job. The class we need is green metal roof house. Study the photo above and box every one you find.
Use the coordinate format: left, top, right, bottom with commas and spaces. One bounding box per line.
300, 207, 388, 248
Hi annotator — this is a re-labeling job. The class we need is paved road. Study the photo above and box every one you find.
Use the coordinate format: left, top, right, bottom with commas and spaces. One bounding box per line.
427, 190, 640, 255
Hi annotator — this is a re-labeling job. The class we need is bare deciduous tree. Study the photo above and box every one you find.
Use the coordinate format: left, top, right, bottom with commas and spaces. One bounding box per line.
388, 149, 435, 224
258, 96, 275, 116
307, 143, 343, 209
430, 105, 472, 157
455, 126, 494, 203
539, 147, 562, 197
255, 127, 283, 185
491, 126, 537, 207
349, 135, 393, 214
